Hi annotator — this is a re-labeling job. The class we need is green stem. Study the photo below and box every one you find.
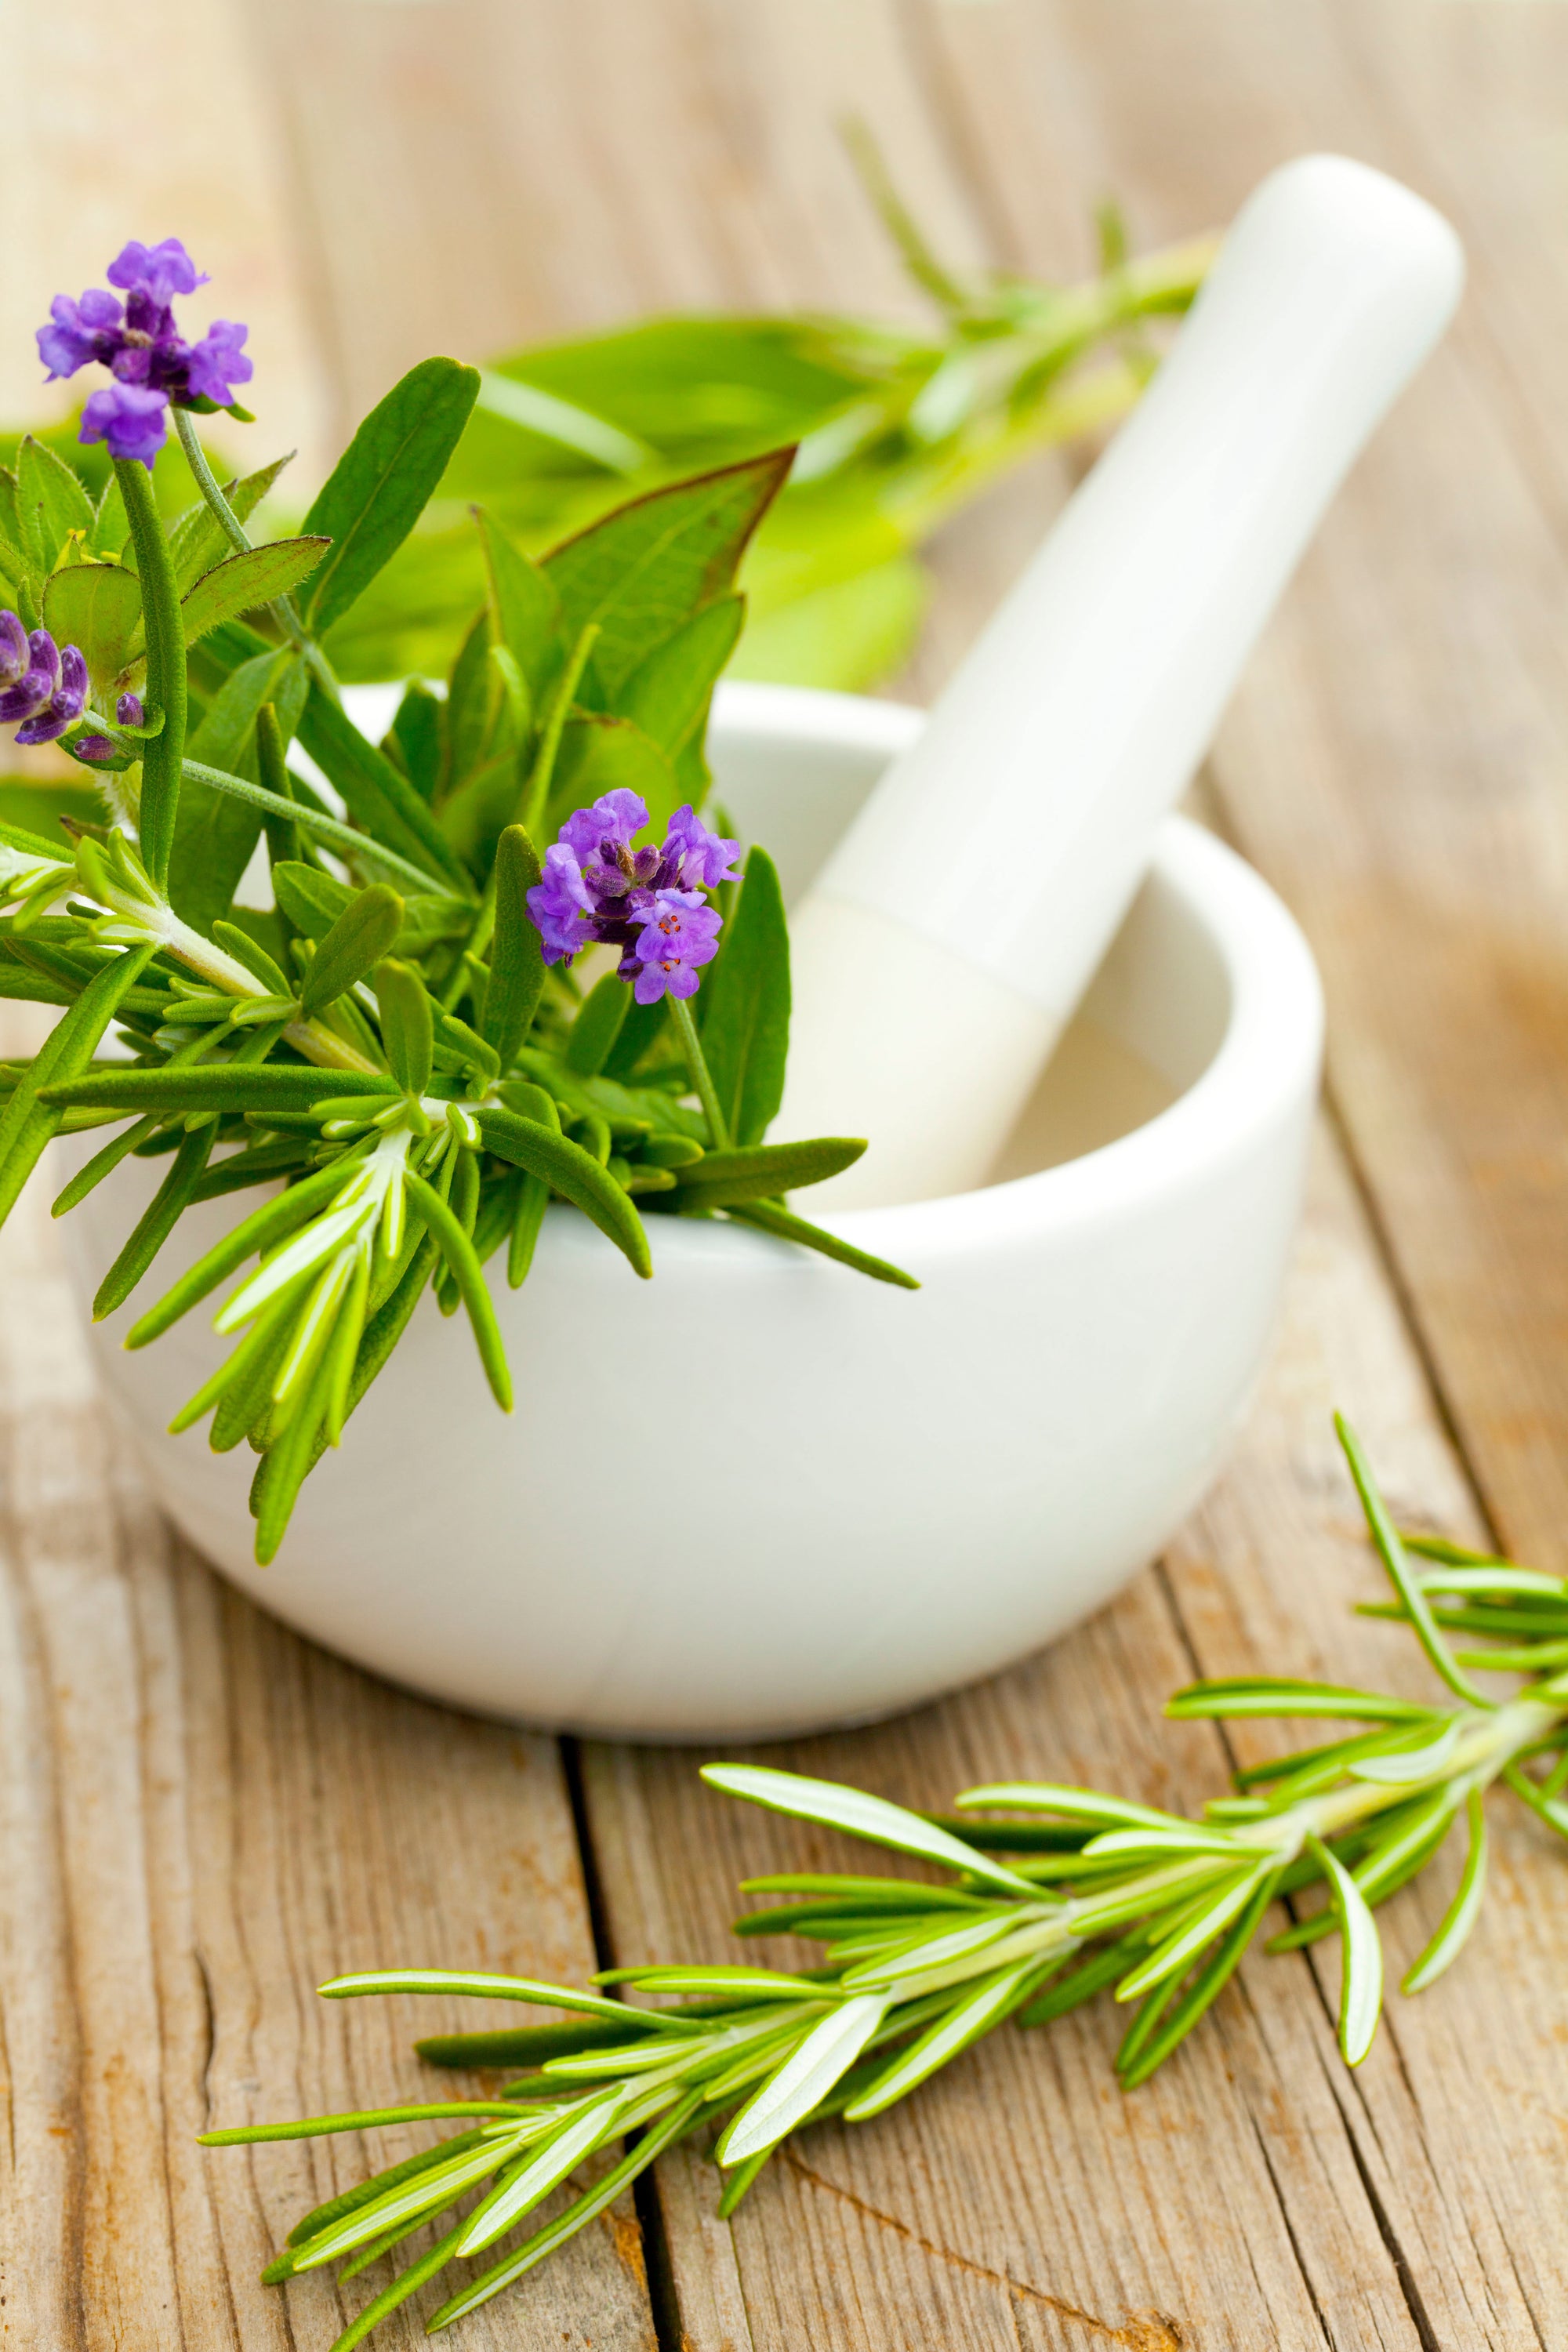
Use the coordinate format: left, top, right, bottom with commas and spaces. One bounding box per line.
172, 407, 307, 650
114, 456, 187, 895
519, 622, 598, 840
670, 995, 729, 1149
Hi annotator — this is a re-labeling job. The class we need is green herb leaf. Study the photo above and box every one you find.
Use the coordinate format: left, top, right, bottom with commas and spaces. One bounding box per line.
672, 1134, 862, 1208
296, 680, 474, 893
298, 884, 404, 1015
180, 535, 329, 643
1308, 1833, 1384, 2065
701, 1766, 1037, 1897
477, 1104, 650, 1277
17, 434, 93, 566
301, 357, 481, 634
41, 561, 142, 699
374, 959, 434, 1097
564, 974, 630, 1078
0, 943, 156, 1229
545, 449, 792, 698
726, 1197, 919, 1290
696, 846, 789, 1145
172, 648, 307, 935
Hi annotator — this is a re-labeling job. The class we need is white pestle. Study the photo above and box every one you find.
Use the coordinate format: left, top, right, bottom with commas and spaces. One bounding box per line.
773, 154, 1464, 1208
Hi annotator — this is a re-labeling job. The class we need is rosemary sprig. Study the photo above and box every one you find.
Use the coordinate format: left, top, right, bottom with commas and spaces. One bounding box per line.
202, 1423, 1568, 2343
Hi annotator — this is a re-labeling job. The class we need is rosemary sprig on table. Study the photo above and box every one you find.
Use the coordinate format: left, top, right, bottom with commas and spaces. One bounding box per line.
203, 1419, 1568, 2346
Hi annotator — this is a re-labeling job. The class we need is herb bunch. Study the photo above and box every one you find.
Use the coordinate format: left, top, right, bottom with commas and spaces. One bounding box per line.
284, 137, 1215, 693
0, 238, 915, 1565
204, 1421, 1568, 2347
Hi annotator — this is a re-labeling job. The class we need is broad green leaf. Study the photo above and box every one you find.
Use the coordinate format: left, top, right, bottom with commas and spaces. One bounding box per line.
166, 449, 294, 587
89, 468, 129, 561
475, 506, 563, 700
717, 1995, 887, 2167
728, 551, 927, 693
296, 679, 473, 891
564, 974, 630, 1078
180, 535, 328, 644
1308, 1834, 1384, 2064
477, 1103, 650, 1276
699, 847, 789, 1146
673, 1134, 862, 1208
701, 1766, 1036, 1897
42, 561, 142, 699
614, 594, 742, 757
183, 752, 458, 898
544, 449, 791, 698
172, 648, 307, 934
17, 434, 93, 566
374, 958, 434, 1096
299, 883, 404, 1014
443, 607, 506, 793
388, 680, 442, 803
301, 356, 481, 634
0, 779, 103, 840
546, 713, 681, 847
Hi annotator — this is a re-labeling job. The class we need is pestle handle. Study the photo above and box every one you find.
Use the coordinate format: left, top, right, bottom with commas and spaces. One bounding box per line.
775, 155, 1463, 1208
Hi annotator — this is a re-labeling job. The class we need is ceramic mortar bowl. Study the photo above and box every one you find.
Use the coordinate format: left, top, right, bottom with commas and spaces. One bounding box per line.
56, 681, 1323, 1741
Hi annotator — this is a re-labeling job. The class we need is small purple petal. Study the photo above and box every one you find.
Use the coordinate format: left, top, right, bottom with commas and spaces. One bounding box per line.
27, 632, 59, 694
58, 647, 88, 711
0, 672, 52, 724
116, 691, 144, 727
37, 288, 125, 382
79, 382, 169, 468
560, 789, 648, 863
72, 735, 115, 762
14, 709, 72, 747
182, 318, 252, 405
0, 610, 27, 680
631, 887, 721, 1001
107, 238, 207, 305
662, 804, 742, 891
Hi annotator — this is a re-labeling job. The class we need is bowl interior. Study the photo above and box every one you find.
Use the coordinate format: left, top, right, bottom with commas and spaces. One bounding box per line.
706, 684, 1228, 1184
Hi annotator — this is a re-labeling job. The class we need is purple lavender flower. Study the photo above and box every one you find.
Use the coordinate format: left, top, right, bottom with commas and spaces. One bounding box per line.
35, 238, 250, 470
184, 319, 252, 405
662, 804, 740, 891
0, 619, 89, 746
116, 691, 144, 727
38, 289, 125, 382
525, 791, 738, 1001
107, 238, 207, 307
630, 891, 722, 1004
80, 382, 169, 467
71, 735, 116, 764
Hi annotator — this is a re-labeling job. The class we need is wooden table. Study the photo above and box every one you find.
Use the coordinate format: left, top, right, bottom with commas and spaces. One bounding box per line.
7, 4, 1568, 2344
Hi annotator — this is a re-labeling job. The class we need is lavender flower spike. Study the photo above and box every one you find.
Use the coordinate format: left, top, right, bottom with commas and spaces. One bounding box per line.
0, 619, 89, 746
36, 238, 252, 468
631, 891, 722, 1002
80, 383, 169, 468
663, 804, 741, 891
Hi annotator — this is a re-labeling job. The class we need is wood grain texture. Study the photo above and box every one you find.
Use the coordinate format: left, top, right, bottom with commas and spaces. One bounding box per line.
0, 1025, 655, 2349
10, 0, 1568, 2345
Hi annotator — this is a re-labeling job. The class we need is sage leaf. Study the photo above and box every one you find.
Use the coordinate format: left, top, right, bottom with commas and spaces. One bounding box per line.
18, 434, 93, 566
698, 847, 789, 1145
301, 356, 481, 634
615, 593, 743, 757
180, 535, 329, 643
544, 448, 791, 697
475, 506, 563, 700
296, 679, 473, 892
42, 561, 142, 699
167, 450, 295, 590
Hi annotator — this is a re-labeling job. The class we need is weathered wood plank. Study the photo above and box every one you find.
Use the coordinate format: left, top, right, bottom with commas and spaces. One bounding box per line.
0, 1035, 655, 2348
584, 1123, 1539, 2350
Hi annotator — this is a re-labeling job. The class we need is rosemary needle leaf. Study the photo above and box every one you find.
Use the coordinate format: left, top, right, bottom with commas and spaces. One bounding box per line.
702, 1764, 1038, 1897
1307, 1833, 1385, 2066
1403, 1790, 1488, 1993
